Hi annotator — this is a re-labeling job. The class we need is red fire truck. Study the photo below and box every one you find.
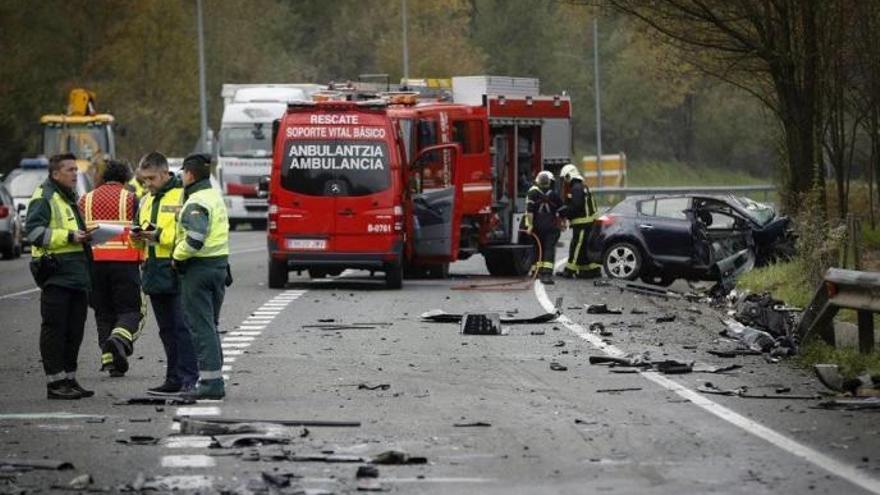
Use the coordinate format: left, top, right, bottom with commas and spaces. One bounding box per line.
266, 76, 572, 288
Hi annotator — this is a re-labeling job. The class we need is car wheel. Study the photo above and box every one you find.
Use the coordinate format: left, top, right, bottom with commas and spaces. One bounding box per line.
603, 242, 642, 281
384, 262, 403, 289
1, 244, 12, 260
268, 258, 288, 289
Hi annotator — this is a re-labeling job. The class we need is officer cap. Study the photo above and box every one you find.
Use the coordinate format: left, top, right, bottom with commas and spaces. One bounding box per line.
535, 170, 554, 188
182, 153, 212, 171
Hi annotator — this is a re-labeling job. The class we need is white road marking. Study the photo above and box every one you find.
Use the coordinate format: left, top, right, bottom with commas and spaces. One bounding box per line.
223, 349, 245, 356
251, 311, 280, 316
244, 316, 274, 320
221, 342, 251, 348
534, 269, 880, 495
225, 357, 236, 363
229, 331, 261, 336
237, 325, 266, 330
222, 365, 233, 372
176, 406, 221, 417
0, 412, 107, 420
160, 455, 215, 468
0, 287, 40, 300
222, 336, 255, 342
162, 436, 214, 449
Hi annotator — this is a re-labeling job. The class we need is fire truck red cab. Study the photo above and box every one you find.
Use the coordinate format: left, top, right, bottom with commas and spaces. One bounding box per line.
267, 98, 464, 289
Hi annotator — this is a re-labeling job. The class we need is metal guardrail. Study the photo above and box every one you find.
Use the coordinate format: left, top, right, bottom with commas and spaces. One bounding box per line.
591, 185, 777, 202
797, 268, 879, 353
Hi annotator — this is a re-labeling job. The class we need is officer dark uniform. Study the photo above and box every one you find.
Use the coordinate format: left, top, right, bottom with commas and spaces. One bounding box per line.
558, 164, 601, 279
173, 153, 230, 400
131, 152, 199, 395
525, 170, 565, 285
25, 153, 95, 400
79, 161, 145, 377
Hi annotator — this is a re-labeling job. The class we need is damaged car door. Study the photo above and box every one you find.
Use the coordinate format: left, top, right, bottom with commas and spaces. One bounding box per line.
692, 198, 756, 282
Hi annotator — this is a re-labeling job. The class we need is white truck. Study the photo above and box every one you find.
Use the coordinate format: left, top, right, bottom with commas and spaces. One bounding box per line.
218, 84, 324, 228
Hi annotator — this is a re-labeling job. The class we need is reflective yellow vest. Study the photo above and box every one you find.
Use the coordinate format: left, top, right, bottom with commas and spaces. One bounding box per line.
29, 185, 85, 258
173, 187, 229, 260
134, 186, 184, 260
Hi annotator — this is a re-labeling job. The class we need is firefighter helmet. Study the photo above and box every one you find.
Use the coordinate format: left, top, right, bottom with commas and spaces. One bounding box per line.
535, 170, 554, 189
560, 163, 582, 182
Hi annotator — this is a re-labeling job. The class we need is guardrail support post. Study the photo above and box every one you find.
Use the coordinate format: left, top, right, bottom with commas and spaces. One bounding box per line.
857, 310, 875, 354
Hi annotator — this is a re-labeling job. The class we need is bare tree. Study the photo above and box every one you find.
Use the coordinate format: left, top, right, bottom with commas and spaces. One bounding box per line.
597, 0, 834, 213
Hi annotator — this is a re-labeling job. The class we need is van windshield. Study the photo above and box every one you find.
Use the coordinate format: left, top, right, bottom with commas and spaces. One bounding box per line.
281, 140, 390, 196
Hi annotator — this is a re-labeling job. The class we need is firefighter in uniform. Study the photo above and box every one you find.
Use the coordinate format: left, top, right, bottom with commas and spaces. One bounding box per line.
131, 152, 199, 395
558, 163, 602, 279
525, 170, 565, 285
25, 153, 94, 399
78, 160, 145, 377
173, 153, 230, 400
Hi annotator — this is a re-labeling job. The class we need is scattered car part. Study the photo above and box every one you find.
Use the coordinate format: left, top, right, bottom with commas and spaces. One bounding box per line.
460, 313, 503, 335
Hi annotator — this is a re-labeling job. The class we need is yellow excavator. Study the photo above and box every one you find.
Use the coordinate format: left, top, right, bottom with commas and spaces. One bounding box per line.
39, 88, 117, 179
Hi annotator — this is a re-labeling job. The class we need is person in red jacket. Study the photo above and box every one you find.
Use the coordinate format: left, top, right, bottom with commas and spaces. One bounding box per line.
78, 160, 145, 377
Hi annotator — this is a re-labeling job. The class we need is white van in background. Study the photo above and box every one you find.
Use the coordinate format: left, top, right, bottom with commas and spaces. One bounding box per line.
218, 84, 324, 229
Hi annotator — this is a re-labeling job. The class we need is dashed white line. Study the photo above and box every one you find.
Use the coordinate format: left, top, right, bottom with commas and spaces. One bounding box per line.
535, 267, 880, 495
222, 336, 255, 342
237, 325, 266, 330
220, 342, 251, 348
223, 350, 245, 356
162, 436, 213, 449
229, 331, 261, 336
176, 406, 221, 417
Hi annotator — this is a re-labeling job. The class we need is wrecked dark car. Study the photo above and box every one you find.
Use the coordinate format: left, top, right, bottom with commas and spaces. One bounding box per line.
587, 194, 769, 286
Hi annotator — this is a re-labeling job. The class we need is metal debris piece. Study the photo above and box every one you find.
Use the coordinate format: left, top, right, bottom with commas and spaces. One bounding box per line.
596, 387, 642, 393
460, 313, 504, 335
358, 383, 391, 391
530, 330, 546, 336
692, 364, 742, 374
453, 421, 492, 427
699, 382, 818, 399
586, 304, 622, 315
589, 352, 652, 368
721, 319, 775, 353
707, 349, 761, 358
654, 360, 693, 374
290, 454, 366, 463
357, 465, 379, 478
549, 362, 568, 371
371, 450, 427, 465
553, 341, 566, 347
655, 314, 676, 323
176, 416, 361, 428
68, 474, 92, 489
212, 434, 292, 448
421, 307, 558, 325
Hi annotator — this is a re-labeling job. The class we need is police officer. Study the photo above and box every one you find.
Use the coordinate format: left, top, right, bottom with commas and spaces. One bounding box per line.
130, 152, 199, 395
79, 160, 144, 377
173, 153, 229, 400
25, 153, 94, 400
557, 163, 601, 279
525, 170, 565, 285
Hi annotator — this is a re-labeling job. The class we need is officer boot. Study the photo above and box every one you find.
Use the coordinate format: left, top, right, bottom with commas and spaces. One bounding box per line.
66, 379, 94, 398
539, 268, 555, 285
182, 379, 225, 401
106, 336, 130, 376
556, 268, 576, 279
47, 379, 82, 400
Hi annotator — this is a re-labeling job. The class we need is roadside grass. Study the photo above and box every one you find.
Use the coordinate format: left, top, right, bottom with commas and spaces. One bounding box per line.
736, 259, 813, 308
627, 160, 768, 187
797, 341, 880, 379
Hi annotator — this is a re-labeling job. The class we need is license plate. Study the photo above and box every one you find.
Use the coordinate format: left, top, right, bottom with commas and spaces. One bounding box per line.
287, 239, 327, 250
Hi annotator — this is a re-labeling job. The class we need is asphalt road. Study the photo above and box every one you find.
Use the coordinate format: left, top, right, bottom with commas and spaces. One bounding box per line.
1, 230, 879, 494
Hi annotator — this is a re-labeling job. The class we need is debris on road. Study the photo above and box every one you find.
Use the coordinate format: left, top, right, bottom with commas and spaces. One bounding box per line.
732, 292, 796, 337
653, 360, 693, 374
814, 364, 880, 395
721, 319, 776, 352
113, 396, 195, 406
707, 349, 761, 358
589, 352, 652, 368
175, 416, 362, 429
817, 397, 880, 411
549, 362, 568, 371
698, 382, 819, 399
67, 474, 92, 490
453, 421, 492, 427
589, 322, 613, 337
586, 304, 622, 315
0, 459, 74, 471
596, 387, 642, 393
116, 435, 159, 446
655, 314, 676, 323
358, 383, 391, 391
422, 307, 559, 325
460, 313, 504, 335
371, 450, 427, 465
213, 434, 292, 448
356, 464, 385, 492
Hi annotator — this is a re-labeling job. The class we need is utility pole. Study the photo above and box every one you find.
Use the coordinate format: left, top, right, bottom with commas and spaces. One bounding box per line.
593, 18, 603, 186
197, 0, 209, 153
401, 0, 410, 83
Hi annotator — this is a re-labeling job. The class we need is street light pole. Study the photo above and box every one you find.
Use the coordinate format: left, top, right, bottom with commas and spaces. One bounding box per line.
197, 0, 209, 153
593, 18, 603, 186
401, 0, 409, 83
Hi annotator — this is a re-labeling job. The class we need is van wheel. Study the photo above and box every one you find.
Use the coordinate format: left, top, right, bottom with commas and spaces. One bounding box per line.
484, 246, 535, 277
426, 263, 449, 279
268, 258, 288, 288
385, 263, 403, 289
308, 269, 327, 279
603, 242, 642, 281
